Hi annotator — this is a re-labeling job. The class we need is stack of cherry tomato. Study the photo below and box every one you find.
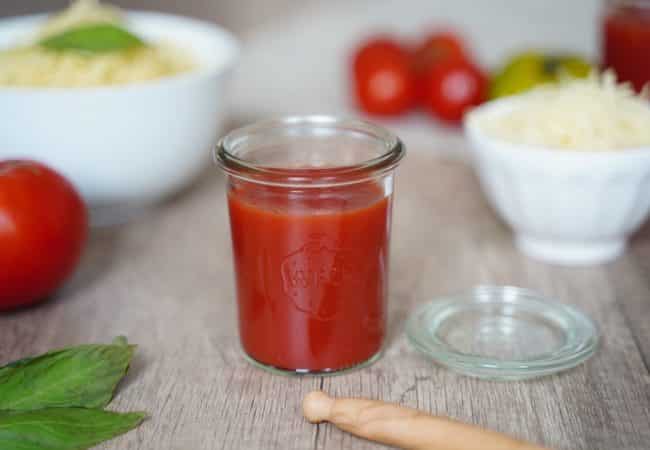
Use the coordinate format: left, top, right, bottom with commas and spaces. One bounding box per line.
352, 31, 488, 124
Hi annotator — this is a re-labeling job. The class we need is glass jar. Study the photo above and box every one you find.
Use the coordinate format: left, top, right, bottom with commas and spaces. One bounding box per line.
602, 0, 650, 92
215, 116, 405, 375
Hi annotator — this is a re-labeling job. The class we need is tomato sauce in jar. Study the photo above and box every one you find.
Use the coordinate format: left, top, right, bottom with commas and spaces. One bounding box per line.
216, 117, 404, 374
603, 0, 650, 92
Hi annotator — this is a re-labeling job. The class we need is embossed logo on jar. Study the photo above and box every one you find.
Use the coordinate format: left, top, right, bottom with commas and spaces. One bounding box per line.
280, 235, 350, 320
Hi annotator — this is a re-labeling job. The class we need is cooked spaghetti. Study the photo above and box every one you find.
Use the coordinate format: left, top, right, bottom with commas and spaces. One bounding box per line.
0, 0, 194, 87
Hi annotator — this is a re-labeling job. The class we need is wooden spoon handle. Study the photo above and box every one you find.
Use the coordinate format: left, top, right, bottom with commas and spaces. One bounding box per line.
303, 391, 548, 450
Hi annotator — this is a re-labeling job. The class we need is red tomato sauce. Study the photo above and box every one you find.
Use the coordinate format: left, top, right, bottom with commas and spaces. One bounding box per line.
227, 179, 391, 371
603, 4, 650, 92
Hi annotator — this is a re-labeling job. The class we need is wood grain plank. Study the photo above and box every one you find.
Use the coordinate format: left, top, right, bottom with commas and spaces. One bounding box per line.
615, 243, 650, 371
318, 154, 650, 450
1, 154, 649, 450
0, 172, 320, 450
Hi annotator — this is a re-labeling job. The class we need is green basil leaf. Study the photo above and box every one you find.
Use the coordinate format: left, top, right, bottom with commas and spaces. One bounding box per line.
0, 337, 130, 379
0, 367, 10, 380
0, 408, 145, 450
0, 342, 135, 411
0, 355, 38, 371
0, 355, 38, 380
111, 336, 129, 347
39, 23, 145, 53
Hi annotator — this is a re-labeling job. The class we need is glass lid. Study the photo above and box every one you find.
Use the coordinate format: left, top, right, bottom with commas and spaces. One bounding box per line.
406, 285, 599, 380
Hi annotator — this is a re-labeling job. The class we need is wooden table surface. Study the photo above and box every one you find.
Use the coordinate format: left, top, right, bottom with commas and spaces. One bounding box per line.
1, 151, 649, 450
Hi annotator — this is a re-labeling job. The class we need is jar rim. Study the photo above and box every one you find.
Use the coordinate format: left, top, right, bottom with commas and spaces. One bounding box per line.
214, 115, 405, 187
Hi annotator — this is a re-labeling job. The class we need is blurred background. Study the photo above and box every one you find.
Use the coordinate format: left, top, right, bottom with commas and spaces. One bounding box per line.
0, 0, 620, 228
0, 0, 602, 125
0, 0, 601, 51
0, 0, 317, 32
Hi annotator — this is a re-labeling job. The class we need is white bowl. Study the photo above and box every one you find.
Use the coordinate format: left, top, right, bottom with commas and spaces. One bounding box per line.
464, 98, 650, 266
0, 12, 239, 226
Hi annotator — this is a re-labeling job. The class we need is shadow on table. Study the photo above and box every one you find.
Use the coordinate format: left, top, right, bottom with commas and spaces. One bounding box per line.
114, 346, 151, 393
59, 227, 122, 298
0, 226, 122, 315
630, 219, 650, 246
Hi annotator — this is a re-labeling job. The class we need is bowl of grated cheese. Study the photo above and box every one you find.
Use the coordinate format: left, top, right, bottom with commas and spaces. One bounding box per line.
0, 0, 239, 225
464, 73, 650, 265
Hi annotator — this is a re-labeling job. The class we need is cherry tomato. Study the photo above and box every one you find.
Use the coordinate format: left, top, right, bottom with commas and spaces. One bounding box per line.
412, 31, 466, 73
421, 58, 488, 124
352, 37, 416, 115
0, 161, 87, 311
412, 31, 467, 101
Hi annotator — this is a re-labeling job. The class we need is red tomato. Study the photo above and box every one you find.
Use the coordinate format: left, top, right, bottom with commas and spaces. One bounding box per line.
352, 37, 416, 115
412, 31, 468, 101
0, 161, 87, 310
421, 58, 488, 124
412, 31, 467, 74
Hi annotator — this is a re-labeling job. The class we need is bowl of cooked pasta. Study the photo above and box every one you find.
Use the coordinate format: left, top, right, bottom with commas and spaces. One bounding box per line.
0, 0, 239, 225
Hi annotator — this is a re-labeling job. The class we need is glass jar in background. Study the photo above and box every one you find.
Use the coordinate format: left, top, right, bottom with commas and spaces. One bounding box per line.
215, 116, 405, 375
602, 0, 650, 92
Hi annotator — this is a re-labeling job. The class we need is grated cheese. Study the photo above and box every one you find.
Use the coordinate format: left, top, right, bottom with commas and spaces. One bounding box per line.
474, 72, 650, 150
